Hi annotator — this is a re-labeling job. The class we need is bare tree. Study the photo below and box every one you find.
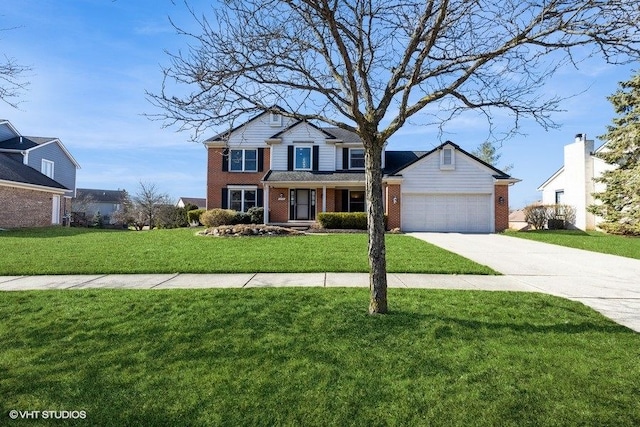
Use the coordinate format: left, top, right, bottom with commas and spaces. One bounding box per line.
133, 182, 172, 230
1, 27, 31, 108
148, 0, 640, 313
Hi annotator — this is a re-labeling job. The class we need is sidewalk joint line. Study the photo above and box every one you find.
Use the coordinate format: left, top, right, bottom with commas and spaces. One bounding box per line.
151, 273, 180, 289
68, 275, 107, 289
243, 273, 257, 288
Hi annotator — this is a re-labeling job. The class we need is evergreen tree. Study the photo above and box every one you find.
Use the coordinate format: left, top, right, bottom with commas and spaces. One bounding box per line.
589, 72, 640, 235
471, 141, 513, 172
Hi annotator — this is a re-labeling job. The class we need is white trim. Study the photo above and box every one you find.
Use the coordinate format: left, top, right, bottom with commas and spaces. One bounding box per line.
52, 195, 61, 224
229, 148, 258, 172
440, 147, 455, 170
227, 185, 258, 212
0, 180, 66, 194
293, 145, 313, 171
269, 112, 282, 127
349, 148, 365, 170
41, 158, 54, 179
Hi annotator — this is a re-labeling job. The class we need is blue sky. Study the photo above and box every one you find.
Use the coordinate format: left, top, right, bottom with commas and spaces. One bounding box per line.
0, 0, 636, 208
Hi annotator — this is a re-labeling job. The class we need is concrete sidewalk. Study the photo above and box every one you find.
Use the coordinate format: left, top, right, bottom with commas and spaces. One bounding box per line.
0, 273, 535, 292
1, 270, 638, 332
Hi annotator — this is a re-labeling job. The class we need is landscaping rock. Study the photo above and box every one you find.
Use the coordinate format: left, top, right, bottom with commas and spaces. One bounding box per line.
198, 224, 305, 237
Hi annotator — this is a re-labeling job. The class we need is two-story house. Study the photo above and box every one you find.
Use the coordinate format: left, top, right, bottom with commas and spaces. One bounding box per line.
0, 119, 80, 228
205, 110, 519, 232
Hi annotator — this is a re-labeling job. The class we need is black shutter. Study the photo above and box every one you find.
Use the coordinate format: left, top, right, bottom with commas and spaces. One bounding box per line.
257, 189, 264, 207
222, 150, 229, 172
221, 188, 228, 209
342, 148, 349, 170
342, 189, 349, 212
257, 148, 264, 172
313, 146, 319, 171
287, 146, 294, 171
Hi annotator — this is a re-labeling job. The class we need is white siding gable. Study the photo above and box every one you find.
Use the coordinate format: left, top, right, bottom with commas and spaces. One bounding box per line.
271, 122, 336, 171
226, 114, 296, 147
401, 149, 495, 194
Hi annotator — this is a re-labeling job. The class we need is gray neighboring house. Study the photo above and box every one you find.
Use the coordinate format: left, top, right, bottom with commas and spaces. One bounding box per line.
177, 197, 206, 209
0, 119, 80, 228
73, 188, 127, 225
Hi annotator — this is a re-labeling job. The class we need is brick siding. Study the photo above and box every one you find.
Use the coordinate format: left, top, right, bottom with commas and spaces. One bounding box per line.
206, 147, 270, 209
385, 184, 401, 230
494, 184, 509, 232
0, 186, 54, 228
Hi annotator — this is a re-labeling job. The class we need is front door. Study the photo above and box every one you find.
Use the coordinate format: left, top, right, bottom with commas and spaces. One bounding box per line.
290, 189, 316, 220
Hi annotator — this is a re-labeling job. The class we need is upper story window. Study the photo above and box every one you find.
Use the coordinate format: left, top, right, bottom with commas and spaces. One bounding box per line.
230, 149, 257, 172
41, 159, 54, 178
349, 149, 365, 169
295, 146, 312, 170
440, 147, 455, 170
269, 112, 282, 127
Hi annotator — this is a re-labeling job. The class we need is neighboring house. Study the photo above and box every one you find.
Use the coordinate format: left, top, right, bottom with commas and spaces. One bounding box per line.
538, 133, 613, 230
177, 197, 206, 209
72, 188, 126, 225
205, 110, 519, 233
0, 119, 80, 228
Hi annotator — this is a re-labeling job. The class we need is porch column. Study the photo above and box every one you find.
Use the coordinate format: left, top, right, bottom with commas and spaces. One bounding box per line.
322, 185, 327, 212
263, 184, 270, 224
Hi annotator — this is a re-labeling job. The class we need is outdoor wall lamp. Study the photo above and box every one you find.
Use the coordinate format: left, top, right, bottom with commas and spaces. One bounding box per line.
393, 197, 398, 204
498, 196, 505, 205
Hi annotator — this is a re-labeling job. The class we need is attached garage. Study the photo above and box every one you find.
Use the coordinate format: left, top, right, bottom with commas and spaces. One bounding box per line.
402, 193, 493, 232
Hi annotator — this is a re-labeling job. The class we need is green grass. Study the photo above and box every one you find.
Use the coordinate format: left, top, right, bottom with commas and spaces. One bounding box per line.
504, 229, 640, 259
1, 288, 639, 426
0, 227, 496, 275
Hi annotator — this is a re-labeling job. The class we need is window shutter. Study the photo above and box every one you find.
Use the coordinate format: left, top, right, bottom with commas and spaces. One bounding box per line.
222, 150, 229, 172
342, 189, 349, 212
287, 146, 294, 171
257, 148, 265, 172
257, 189, 264, 207
221, 188, 228, 209
313, 146, 319, 171
342, 148, 349, 170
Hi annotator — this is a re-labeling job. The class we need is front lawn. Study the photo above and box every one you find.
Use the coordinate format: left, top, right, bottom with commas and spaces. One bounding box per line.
1, 289, 638, 426
504, 229, 640, 260
0, 227, 496, 275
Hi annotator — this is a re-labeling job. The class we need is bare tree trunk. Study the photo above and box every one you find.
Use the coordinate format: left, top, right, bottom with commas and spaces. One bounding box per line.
364, 139, 388, 314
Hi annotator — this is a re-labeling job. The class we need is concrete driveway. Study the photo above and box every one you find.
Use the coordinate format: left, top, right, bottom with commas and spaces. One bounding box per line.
410, 232, 640, 332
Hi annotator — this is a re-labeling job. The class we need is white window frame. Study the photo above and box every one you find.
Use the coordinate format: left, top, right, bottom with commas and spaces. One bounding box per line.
41, 159, 54, 178
228, 186, 258, 212
349, 148, 365, 170
229, 149, 258, 172
269, 112, 282, 127
440, 147, 455, 170
294, 145, 313, 171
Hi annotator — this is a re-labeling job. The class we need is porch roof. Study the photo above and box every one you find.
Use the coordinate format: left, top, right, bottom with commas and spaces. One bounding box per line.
263, 170, 365, 184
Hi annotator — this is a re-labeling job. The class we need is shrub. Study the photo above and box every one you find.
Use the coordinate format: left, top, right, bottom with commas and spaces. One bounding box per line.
317, 212, 387, 230
188, 209, 205, 225
200, 209, 238, 227
524, 204, 577, 230
247, 207, 264, 224
156, 206, 190, 229
233, 211, 252, 225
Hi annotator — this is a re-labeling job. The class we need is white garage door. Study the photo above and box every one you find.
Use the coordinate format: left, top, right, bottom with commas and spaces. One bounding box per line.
402, 194, 492, 232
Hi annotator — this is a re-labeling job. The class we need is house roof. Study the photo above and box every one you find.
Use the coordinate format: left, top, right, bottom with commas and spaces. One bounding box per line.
205, 106, 287, 142
0, 154, 68, 191
0, 136, 81, 169
385, 141, 514, 179
384, 151, 427, 174
76, 188, 126, 203
178, 197, 206, 208
264, 170, 365, 183
322, 127, 362, 143
269, 120, 338, 140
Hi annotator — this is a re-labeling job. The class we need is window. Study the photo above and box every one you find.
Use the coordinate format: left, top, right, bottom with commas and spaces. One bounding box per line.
349, 190, 365, 212
440, 147, 455, 170
229, 188, 257, 212
350, 149, 365, 169
229, 149, 258, 172
269, 112, 282, 127
41, 159, 54, 178
555, 190, 565, 204
295, 146, 312, 170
